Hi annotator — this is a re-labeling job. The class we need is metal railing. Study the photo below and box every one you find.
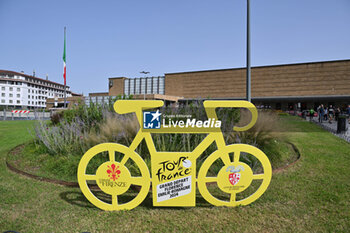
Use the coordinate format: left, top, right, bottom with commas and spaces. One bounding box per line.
0, 109, 50, 121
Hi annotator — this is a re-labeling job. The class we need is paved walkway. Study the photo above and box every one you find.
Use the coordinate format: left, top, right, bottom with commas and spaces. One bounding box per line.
309, 116, 350, 142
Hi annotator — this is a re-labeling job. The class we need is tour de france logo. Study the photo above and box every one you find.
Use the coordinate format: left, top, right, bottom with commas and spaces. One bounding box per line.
143, 110, 162, 129
107, 164, 121, 181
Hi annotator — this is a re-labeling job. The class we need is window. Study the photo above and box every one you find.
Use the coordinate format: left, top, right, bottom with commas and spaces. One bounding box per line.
9, 87, 13, 91
17, 100, 20, 104
9, 93, 13, 97
9, 100, 13, 103
28, 101, 30, 104
1, 99, 5, 103
17, 88, 20, 91
140, 78, 146, 94
147, 78, 152, 94
1, 93, 4, 97
152, 77, 158, 94
135, 79, 140, 94
159, 77, 165, 94
17, 94, 20, 98
129, 79, 135, 95
28, 95, 30, 99
1, 87, 4, 91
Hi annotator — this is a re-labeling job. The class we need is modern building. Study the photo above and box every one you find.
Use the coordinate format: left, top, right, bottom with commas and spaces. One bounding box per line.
103, 59, 350, 110
90, 76, 182, 104
0, 70, 72, 109
108, 76, 165, 96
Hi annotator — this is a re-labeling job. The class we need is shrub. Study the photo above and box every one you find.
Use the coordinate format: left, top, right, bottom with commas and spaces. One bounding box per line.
50, 111, 64, 125
85, 113, 139, 148
227, 110, 285, 170
51, 95, 133, 128
36, 101, 282, 171
34, 119, 87, 156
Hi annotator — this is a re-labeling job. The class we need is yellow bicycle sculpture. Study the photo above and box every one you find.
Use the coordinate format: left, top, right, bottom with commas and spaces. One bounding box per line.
77, 100, 272, 210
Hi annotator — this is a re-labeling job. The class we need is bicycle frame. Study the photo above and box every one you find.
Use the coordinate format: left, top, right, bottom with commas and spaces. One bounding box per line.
120, 100, 256, 206
77, 100, 272, 210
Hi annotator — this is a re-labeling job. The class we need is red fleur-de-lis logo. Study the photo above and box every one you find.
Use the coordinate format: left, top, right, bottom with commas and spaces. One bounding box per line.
107, 164, 121, 181
229, 173, 241, 186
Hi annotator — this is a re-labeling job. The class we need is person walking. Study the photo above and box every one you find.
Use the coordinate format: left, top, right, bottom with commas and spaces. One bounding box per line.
318, 104, 324, 123
347, 104, 350, 124
324, 107, 328, 121
328, 105, 334, 123
309, 108, 315, 122
335, 107, 340, 121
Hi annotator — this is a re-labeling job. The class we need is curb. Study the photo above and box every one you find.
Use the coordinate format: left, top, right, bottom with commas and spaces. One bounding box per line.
6, 142, 301, 188
6, 160, 80, 187
272, 142, 301, 174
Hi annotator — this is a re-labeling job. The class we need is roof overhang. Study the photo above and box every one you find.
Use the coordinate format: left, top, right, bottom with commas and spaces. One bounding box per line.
179, 95, 350, 102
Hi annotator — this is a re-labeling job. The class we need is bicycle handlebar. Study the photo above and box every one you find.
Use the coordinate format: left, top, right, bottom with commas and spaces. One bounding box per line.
114, 100, 257, 132
203, 101, 258, 131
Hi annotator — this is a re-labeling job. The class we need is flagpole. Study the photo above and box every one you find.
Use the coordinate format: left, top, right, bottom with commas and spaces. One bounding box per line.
64, 26, 67, 108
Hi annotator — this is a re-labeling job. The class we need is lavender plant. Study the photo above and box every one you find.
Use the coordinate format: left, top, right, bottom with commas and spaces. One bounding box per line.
34, 118, 88, 155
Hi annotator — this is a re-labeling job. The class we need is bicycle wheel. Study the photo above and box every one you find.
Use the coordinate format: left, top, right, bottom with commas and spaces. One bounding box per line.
77, 143, 150, 210
197, 144, 272, 207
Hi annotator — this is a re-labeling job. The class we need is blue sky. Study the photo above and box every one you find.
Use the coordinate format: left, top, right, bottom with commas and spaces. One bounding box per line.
0, 0, 349, 94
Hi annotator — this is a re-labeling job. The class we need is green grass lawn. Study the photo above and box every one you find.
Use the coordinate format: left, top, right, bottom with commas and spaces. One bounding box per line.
0, 117, 349, 232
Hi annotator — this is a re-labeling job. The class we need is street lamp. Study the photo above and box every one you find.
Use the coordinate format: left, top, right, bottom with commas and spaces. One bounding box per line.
246, 0, 251, 102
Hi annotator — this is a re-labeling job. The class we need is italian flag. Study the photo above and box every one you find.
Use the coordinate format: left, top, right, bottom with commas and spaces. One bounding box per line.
63, 27, 66, 85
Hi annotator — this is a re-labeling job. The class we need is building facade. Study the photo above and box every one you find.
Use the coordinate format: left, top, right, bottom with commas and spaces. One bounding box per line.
109, 76, 165, 96
106, 76, 181, 104
0, 70, 72, 109
105, 59, 350, 110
